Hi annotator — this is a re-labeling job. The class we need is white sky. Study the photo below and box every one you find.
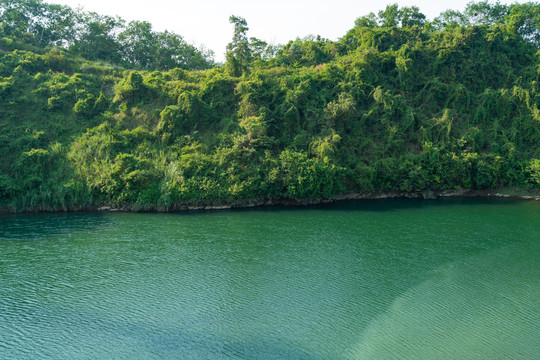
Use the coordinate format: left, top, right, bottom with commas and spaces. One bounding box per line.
50, 0, 530, 62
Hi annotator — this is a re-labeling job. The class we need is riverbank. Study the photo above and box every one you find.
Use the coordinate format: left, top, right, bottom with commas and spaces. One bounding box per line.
1, 188, 539, 214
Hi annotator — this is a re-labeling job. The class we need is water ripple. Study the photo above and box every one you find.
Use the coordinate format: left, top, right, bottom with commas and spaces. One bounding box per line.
0, 200, 538, 359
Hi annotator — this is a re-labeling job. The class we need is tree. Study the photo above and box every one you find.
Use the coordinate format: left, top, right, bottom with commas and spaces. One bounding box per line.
249, 37, 268, 61
433, 9, 469, 29
507, 2, 540, 47
118, 21, 157, 68
118, 22, 214, 70
155, 31, 214, 70
70, 12, 124, 63
0, 0, 75, 46
399, 6, 426, 27
354, 13, 378, 28
464, 0, 509, 26
378, 4, 400, 28
225, 15, 251, 76
377, 4, 425, 28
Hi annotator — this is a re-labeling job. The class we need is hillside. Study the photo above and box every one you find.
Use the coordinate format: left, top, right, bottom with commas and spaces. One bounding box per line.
1, 1, 540, 211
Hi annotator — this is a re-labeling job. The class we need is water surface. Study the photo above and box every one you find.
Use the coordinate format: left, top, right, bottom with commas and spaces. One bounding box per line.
0, 198, 539, 359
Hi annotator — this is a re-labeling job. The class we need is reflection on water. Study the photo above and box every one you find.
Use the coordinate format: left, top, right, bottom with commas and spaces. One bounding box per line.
0, 212, 110, 240
0, 199, 539, 359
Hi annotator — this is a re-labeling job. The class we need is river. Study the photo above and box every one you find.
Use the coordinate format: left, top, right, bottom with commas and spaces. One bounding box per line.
0, 198, 538, 359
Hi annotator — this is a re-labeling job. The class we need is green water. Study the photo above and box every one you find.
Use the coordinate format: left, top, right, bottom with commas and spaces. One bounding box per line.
0, 198, 539, 359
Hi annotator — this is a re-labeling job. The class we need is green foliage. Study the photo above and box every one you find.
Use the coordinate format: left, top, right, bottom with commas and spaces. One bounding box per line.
1, 1, 540, 211
277, 150, 347, 199
225, 16, 282, 74
113, 71, 157, 107
0, 0, 75, 47
272, 36, 336, 67
0, 0, 214, 71
117, 21, 214, 71
528, 159, 540, 185
225, 15, 251, 76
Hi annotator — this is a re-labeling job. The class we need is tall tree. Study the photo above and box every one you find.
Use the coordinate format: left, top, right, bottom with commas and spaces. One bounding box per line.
464, 0, 509, 26
0, 0, 75, 46
249, 37, 268, 62
378, 4, 400, 28
155, 31, 214, 70
377, 4, 425, 28
225, 15, 251, 76
118, 21, 214, 70
118, 21, 157, 68
70, 12, 124, 63
507, 2, 540, 47
399, 6, 426, 27
433, 9, 469, 29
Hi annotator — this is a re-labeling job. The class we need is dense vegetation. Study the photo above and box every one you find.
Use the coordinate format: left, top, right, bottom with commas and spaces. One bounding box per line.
0, 0, 214, 70
1, 1, 539, 211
